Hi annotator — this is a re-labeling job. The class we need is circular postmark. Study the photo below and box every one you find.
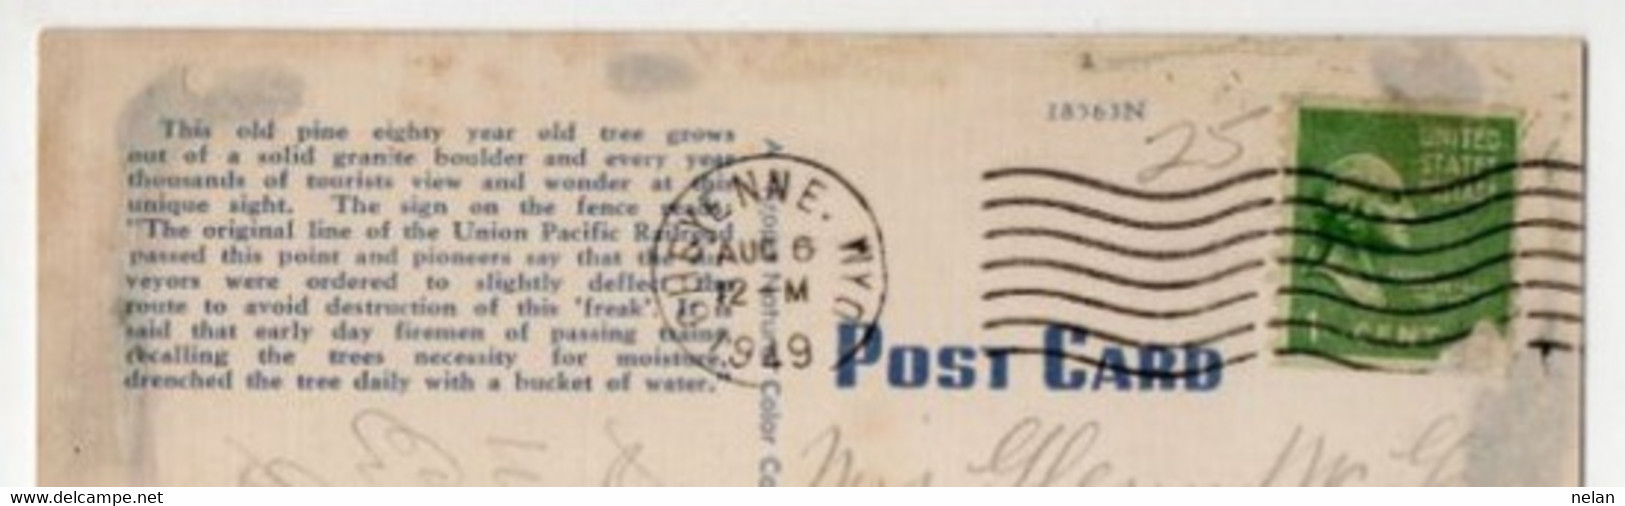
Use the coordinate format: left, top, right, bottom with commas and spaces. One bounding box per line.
649, 153, 888, 387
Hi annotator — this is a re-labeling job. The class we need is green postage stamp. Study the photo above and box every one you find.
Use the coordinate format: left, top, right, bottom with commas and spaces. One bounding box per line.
1283, 105, 1519, 370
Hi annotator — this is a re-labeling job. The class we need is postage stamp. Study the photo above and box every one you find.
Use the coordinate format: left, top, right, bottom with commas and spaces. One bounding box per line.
1281, 105, 1520, 369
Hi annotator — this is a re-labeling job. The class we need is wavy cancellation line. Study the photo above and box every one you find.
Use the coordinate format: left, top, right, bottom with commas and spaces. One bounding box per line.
987, 345, 1258, 380
1529, 310, 1585, 324
982, 257, 1265, 291
1274, 311, 1584, 373
1279, 249, 1582, 285
980, 280, 1580, 328
1284, 187, 1580, 226
1270, 307, 1582, 351
982, 288, 1258, 319
984, 227, 1272, 261
983, 317, 1257, 348
982, 158, 1582, 200
983, 196, 1276, 231
1269, 316, 1514, 350
1281, 279, 1582, 317
985, 249, 1579, 289
983, 188, 1579, 231
985, 220, 1583, 260
1278, 219, 1582, 254
978, 310, 1581, 372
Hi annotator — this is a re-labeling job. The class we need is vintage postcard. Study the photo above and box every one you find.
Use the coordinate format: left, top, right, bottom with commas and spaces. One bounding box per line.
38, 32, 1583, 485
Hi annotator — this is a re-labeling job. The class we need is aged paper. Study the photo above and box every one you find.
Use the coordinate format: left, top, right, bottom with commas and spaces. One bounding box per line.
39, 31, 1584, 486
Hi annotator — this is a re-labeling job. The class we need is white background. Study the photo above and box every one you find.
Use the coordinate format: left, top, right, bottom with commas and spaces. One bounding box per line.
2, 0, 1620, 487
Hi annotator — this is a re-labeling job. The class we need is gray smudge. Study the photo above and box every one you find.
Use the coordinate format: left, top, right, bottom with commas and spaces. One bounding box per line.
118, 66, 305, 147
1462, 345, 1579, 486
1370, 42, 1483, 103
606, 52, 697, 96
115, 65, 304, 484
